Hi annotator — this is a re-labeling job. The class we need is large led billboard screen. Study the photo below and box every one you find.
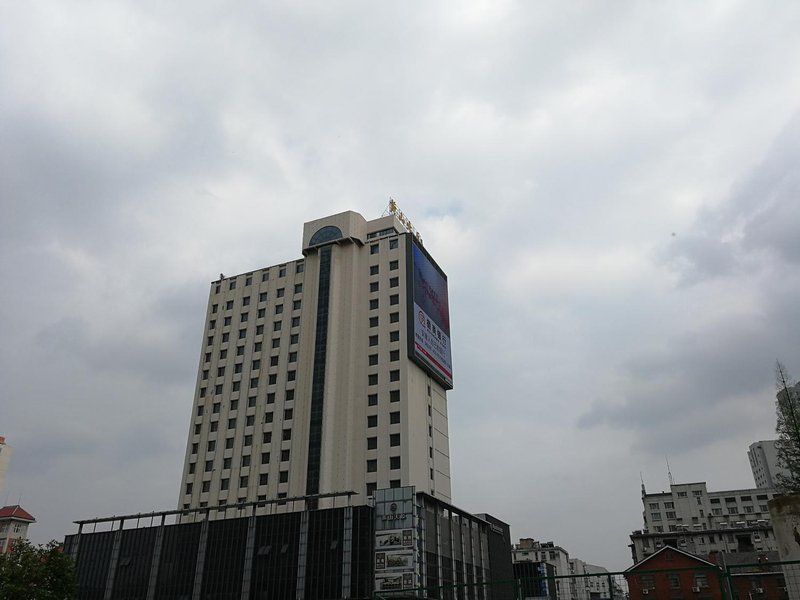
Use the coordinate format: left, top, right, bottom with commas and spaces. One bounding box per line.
406, 237, 453, 389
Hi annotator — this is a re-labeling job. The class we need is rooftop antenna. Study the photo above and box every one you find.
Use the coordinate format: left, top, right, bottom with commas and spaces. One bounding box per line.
640, 472, 646, 496
666, 456, 675, 486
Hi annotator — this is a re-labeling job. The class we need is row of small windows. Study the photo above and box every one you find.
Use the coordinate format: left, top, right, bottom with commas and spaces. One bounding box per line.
189, 429, 291, 459
367, 433, 402, 450
369, 350, 401, 364
206, 318, 299, 345
369, 296, 400, 310
370, 238, 399, 254
199, 370, 295, 394
210, 302, 301, 328
367, 412, 401, 427
368, 390, 401, 405
185, 469, 289, 495
369, 278, 399, 292
188, 448, 290, 473
203, 334, 300, 365
202, 360, 297, 380
369, 331, 400, 345
370, 313, 400, 327
369, 260, 399, 275
367, 370, 401, 385
212, 285, 301, 312
216, 263, 304, 293
366, 456, 402, 472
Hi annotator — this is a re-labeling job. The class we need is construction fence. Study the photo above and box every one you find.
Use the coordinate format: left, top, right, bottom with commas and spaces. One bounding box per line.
375, 560, 800, 600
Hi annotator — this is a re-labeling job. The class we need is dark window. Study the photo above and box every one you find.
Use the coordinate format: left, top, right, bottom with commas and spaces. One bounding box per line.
259, 292, 268, 302
275, 304, 283, 315
390, 369, 400, 381
368, 374, 378, 385
390, 411, 400, 424
389, 239, 398, 249
390, 390, 400, 403
294, 284, 302, 294
368, 415, 378, 428
279, 471, 289, 483
369, 354, 378, 366
370, 265, 379, 275
367, 459, 377, 472
370, 244, 379, 254
284, 409, 293, 420
390, 312, 399, 323
367, 437, 378, 450
239, 476, 248, 488
390, 260, 398, 270
390, 330, 399, 342
370, 299, 379, 310
370, 316, 379, 328
390, 456, 401, 470
370, 282, 379, 292
390, 350, 400, 361
281, 449, 290, 461
368, 394, 378, 406
390, 433, 400, 447
277, 288, 285, 298
259, 473, 268, 485
369, 335, 378, 346
241, 312, 249, 322
282, 429, 291, 441
390, 277, 399, 287
390, 294, 399, 305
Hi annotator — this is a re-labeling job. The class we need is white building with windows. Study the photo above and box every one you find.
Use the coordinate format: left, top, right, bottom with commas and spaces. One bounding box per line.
629, 482, 779, 564
179, 210, 454, 515
748, 440, 789, 489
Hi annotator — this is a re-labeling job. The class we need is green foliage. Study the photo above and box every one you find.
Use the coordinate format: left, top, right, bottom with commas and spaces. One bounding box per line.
775, 361, 800, 494
0, 539, 77, 600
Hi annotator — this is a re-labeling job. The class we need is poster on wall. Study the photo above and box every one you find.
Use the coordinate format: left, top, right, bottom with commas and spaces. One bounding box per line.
376, 550, 414, 571
407, 239, 453, 389
376, 529, 413, 550
375, 573, 415, 592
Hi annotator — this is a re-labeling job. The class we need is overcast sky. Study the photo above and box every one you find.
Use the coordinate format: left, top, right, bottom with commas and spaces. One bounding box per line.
2, 1, 800, 571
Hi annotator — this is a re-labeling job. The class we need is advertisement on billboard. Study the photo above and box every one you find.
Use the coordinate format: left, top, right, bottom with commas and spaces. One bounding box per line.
406, 238, 453, 389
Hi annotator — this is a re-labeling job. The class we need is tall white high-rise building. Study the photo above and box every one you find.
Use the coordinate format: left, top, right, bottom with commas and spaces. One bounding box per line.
748, 440, 788, 489
179, 210, 453, 514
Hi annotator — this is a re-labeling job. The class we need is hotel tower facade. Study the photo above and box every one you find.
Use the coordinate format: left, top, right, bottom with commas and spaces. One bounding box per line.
179, 210, 454, 515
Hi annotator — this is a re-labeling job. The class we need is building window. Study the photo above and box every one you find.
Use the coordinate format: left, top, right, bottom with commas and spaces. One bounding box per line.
269, 374, 277, 385
390, 260, 398, 270
232, 381, 241, 392
287, 370, 296, 381
240, 312, 249, 322
369, 354, 379, 366
277, 288, 285, 298
242, 455, 251, 467
279, 266, 286, 278
262, 271, 269, 282
367, 459, 377, 473
390, 370, 400, 381
270, 356, 279, 366
279, 471, 289, 483
368, 415, 378, 428
288, 351, 297, 363
239, 476, 248, 488
274, 321, 282, 332
293, 300, 301, 310
281, 449, 290, 461
296, 262, 304, 273
370, 265, 379, 275
368, 374, 378, 385
370, 244, 379, 254
389, 294, 399, 305
294, 283, 302, 294
282, 429, 291, 441
259, 292, 268, 302
652, 512, 662, 520
244, 434, 252, 446
220, 479, 229, 490
284, 409, 293, 420
367, 482, 377, 496
202, 481, 211, 493
185, 483, 193, 495
368, 394, 378, 406
228, 418, 236, 429
275, 304, 283, 315
265, 412, 273, 424
390, 349, 400, 361
390, 390, 400, 402
390, 331, 399, 342
261, 452, 270, 464
290, 334, 299, 344
370, 299, 379, 310
390, 312, 399, 323
259, 474, 268, 486
245, 276, 252, 286
367, 437, 378, 450
390, 433, 400, 447
390, 479, 401, 488
246, 415, 255, 426
263, 432, 272, 444
390, 411, 400, 424
369, 335, 378, 346
370, 316, 379, 328
370, 282, 379, 293
272, 338, 280, 348
390, 277, 399, 288
291, 316, 300, 327
226, 438, 234, 449
286, 389, 295, 401
212, 303, 218, 314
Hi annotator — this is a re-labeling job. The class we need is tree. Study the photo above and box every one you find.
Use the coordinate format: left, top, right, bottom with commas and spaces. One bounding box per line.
775, 361, 800, 494
0, 539, 77, 600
